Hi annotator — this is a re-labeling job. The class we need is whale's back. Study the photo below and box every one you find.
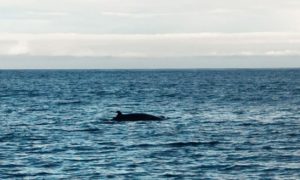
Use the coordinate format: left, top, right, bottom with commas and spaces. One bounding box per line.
113, 113, 163, 121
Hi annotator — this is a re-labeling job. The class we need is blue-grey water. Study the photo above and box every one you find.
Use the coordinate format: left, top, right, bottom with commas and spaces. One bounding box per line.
0, 69, 300, 179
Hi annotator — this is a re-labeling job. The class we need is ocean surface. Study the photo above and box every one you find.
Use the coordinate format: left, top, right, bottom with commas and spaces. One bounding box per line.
0, 69, 300, 179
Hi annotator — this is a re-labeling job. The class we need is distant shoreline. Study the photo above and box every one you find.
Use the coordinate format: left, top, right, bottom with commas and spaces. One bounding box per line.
0, 68, 299, 71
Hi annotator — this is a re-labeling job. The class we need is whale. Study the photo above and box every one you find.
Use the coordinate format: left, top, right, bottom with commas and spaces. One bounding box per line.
113, 111, 164, 121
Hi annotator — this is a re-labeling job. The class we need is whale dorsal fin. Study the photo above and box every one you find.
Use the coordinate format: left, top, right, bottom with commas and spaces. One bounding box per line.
116, 111, 122, 116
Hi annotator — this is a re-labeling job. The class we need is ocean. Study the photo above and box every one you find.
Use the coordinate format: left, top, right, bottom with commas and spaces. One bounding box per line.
0, 69, 300, 179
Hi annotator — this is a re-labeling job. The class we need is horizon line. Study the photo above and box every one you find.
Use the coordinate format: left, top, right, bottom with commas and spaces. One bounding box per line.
1, 67, 299, 71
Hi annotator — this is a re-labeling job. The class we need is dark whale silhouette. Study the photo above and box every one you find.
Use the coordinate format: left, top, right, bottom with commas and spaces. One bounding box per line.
113, 111, 164, 121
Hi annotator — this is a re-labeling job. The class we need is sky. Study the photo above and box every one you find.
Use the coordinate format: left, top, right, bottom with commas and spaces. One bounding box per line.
1, 0, 300, 68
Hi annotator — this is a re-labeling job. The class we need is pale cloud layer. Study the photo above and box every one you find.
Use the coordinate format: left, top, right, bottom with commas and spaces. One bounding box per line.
0, 0, 300, 68
1, 33, 300, 57
1, 0, 300, 33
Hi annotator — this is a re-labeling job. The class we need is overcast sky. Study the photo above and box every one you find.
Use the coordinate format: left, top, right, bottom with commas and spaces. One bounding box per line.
1, 0, 300, 68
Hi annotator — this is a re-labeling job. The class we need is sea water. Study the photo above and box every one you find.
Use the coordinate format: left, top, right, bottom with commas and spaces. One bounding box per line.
0, 69, 300, 179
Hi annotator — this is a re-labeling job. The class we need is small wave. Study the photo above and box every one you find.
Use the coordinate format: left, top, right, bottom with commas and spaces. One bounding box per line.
26, 136, 48, 141
162, 173, 183, 178
29, 148, 66, 155
222, 164, 262, 171
5, 90, 41, 97
64, 158, 100, 162
0, 164, 24, 168
3, 109, 13, 114
239, 122, 254, 126
94, 91, 107, 96
54, 100, 83, 105
41, 162, 62, 168
0, 133, 15, 142
5, 172, 53, 179
198, 164, 230, 170
59, 127, 101, 133
233, 110, 245, 115
128, 141, 219, 149
26, 107, 48, 112
287, 133, 299, 137
80, 128, 101, 132
70, 146, 96, 151
30, 172, 53, 176
71, 128, 101, 132
165, 141, 219, 147
262, 145, 272, 150
159, 93, 177, 98
4, 173, 28, 178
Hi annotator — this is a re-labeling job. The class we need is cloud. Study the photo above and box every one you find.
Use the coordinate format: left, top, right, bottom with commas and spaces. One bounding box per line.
25, 11, 68, 17
264, 50, 300, 56
8, 40, 30, 55
1, 0, 300, 34
0, 33, 300, 57
101, 11, 200, 18
209, 8, 239, 14
101, 12, 160, 18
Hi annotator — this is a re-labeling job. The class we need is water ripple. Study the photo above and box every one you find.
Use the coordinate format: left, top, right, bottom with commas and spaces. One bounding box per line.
0, 69, 300, 179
